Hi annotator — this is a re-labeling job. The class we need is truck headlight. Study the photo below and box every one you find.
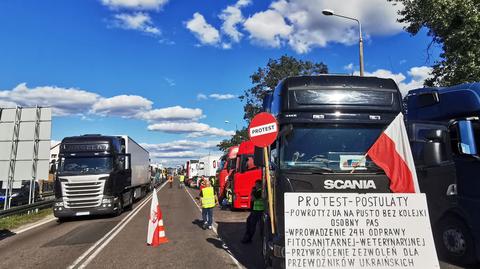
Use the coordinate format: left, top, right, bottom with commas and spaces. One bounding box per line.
102, 198, 112, 204
55, 202, 64, 207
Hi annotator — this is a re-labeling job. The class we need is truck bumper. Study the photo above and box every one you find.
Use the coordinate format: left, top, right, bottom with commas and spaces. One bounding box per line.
53, 197, 119, 218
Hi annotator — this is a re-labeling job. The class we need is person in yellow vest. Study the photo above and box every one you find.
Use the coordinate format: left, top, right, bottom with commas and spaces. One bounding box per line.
199, 179, 218, 230
178, 174, 185, 188
241, 181, 265, 244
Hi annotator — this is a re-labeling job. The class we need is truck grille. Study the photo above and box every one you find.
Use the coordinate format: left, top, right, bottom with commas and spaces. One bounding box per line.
62, 181, 105, 209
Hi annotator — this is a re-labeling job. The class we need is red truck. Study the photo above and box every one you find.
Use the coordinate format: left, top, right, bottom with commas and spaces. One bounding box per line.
231, 140, 262, 209
216, 146, 239, 199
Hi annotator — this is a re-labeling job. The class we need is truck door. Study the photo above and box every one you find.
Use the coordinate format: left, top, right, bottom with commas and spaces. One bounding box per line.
407, 121, 456, 224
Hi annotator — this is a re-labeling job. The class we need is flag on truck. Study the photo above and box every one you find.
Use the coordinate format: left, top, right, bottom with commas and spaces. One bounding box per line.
367, 113, 420, 193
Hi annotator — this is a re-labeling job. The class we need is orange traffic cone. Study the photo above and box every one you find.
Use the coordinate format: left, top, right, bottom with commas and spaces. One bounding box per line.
147, 189, 169, 246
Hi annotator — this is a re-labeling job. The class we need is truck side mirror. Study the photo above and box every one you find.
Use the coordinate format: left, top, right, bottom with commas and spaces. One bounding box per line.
118, 154, 131, 170
458, 120, 478, 155
254, 146, 265, 167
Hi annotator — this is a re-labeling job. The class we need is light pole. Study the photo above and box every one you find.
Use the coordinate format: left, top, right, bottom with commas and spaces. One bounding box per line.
322, 9, 364, 76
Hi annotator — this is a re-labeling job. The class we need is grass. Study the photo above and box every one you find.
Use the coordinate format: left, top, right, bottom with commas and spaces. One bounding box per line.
0, 208, 53, 231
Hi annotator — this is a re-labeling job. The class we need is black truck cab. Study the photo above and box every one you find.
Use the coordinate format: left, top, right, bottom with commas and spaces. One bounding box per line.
260, 75, 403, 267
406, 83, 480, 265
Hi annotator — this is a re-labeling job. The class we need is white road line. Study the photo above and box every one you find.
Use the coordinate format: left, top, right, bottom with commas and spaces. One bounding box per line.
68, 182, 167, 269
13, 216, 56, 234
184, 187, 244, 269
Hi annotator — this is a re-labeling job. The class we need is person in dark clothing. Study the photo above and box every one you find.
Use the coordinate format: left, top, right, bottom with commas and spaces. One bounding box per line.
241, 181, 264, 244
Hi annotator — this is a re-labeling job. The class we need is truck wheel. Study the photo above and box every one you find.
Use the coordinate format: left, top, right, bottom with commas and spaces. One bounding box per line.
435, 216, 476, 265
115, 197, 124, 216
124, 191, 133, 211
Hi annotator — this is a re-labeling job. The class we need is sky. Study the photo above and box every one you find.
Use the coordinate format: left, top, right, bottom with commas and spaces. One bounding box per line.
0, 0, 441, 166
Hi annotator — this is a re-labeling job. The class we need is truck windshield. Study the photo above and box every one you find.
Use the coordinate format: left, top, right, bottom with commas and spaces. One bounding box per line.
58, 156, 113, 175
280, 125, 384, 173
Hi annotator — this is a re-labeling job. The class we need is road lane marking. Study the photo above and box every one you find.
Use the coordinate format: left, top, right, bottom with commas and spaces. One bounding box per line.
13, 216, 56, 234
184, 187, 243, 269
68, 182, 167, 269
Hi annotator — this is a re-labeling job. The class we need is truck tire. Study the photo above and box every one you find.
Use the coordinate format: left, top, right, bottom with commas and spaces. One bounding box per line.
124, 190, 134, 211
115, 197, 124, 216
435, 215, 476, 265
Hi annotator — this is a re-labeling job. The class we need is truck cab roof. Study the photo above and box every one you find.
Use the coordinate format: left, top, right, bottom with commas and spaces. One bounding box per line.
407, 82, 480, 121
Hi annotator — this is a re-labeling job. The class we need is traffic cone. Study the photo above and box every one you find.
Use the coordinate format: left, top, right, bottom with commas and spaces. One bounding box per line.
147, 189, 169, 246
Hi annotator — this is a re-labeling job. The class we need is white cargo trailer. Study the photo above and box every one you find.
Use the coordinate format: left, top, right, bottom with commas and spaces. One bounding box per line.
197, 155, 222, 179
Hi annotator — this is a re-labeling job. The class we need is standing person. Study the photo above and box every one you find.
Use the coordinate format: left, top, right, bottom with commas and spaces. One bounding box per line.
178, 174, 185, 188
168, 174, 173, 188
241, 181, 264, 243
199, 179, 218, 230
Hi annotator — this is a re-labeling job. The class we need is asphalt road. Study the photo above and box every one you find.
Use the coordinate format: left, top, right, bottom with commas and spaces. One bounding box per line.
0, 179, 474, 269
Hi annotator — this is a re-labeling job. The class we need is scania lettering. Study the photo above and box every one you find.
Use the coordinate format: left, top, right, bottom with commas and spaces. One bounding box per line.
53, 134, 151, 220
324, 179, 377, 190
259, 75, 402, 268
406, 83, 480, 264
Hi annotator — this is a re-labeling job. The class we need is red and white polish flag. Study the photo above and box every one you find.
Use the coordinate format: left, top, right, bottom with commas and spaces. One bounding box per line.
147, 189, 161, 245
367, 113, 420, 193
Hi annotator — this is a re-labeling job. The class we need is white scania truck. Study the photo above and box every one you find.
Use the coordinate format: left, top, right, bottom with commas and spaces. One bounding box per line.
53, 134, 151, 220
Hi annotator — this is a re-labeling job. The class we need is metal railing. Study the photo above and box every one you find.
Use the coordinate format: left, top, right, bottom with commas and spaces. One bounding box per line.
0, 199, 54, 218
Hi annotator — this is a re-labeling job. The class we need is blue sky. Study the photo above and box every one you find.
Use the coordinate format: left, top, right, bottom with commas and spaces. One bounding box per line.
0, 0, 441, 166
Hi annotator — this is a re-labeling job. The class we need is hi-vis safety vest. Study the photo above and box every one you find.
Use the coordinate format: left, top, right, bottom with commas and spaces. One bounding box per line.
253, 198, 265, 211
179, 175, 185, 182
201, 187, 215, 208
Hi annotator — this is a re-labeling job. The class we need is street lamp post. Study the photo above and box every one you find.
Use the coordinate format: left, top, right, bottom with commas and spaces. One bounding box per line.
322, 9, 364, 76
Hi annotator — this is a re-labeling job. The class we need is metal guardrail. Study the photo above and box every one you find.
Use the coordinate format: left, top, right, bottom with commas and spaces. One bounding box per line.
0, 199, 54, 218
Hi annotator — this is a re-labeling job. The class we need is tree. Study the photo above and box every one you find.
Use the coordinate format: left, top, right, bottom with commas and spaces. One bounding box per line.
390, 0, 480, 86
217, 128, 249, 152
217, 55, 328, 152
241, 55, 328, 121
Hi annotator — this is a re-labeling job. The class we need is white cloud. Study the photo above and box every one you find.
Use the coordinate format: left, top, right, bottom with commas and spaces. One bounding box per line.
344, 63, 354, 71
143, 140, 222, 164
139, 106, 204, 122
112, 12, 160, 35
0, 99, 18, 108
219, 0, 251, 43
163, 77, 175, 86
147, 122, 234, 137
142, 140, 219, 153
357, 66, 433, 96
185, 13, 221, 45
244, 9, 293, 47
91, 95, 153, 117
243, 0, 404, 53
209, 93, 237, 100
0, 83, 100, 116
101, 0, 168, 10
197, 93, 208, 100
197, 93, 237, 100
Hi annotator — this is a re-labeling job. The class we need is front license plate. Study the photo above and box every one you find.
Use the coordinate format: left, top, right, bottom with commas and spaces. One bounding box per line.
76, 211, 90, 216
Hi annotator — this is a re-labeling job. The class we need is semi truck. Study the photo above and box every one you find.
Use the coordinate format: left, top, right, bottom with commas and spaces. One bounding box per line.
231, 140, 262, 209
53, 134, 151, 220
406, 83, 480, 264
216, 146, 239, 199
197, 155, 222, 181
185, 160, 199, 180
259, 75, 403, 267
